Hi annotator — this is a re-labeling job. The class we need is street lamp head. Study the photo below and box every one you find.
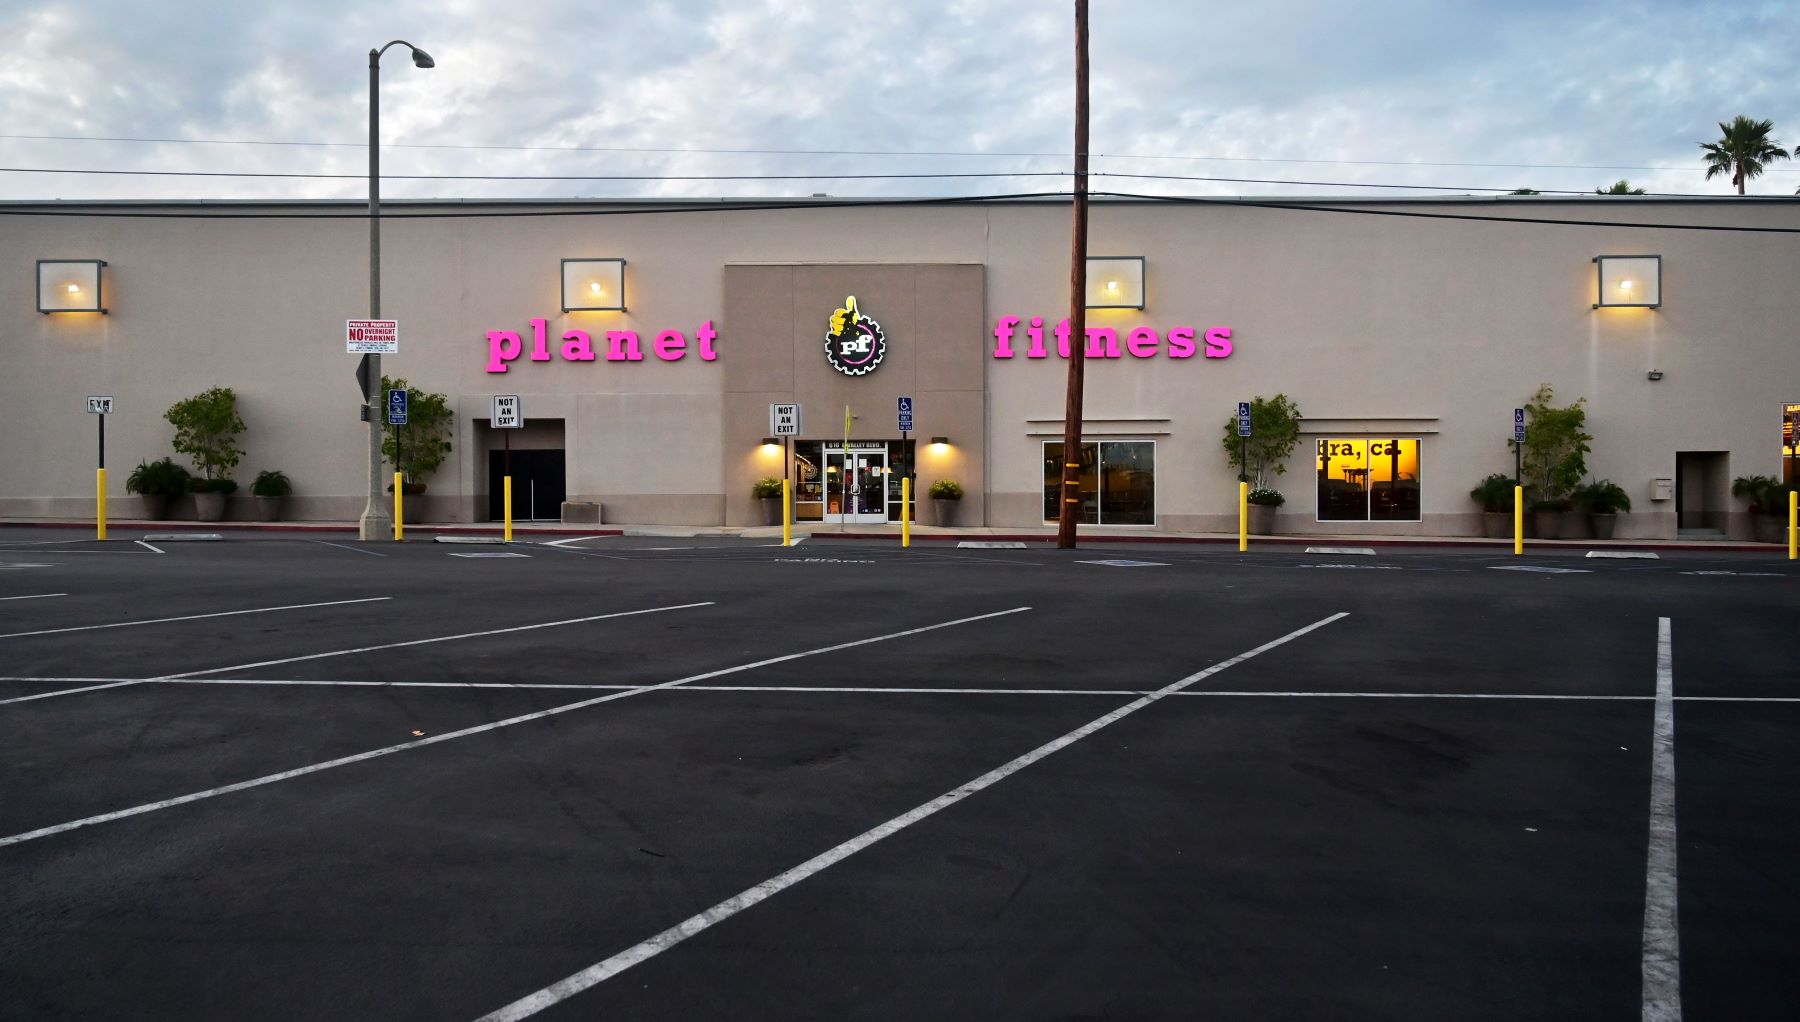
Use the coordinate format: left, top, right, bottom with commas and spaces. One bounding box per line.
410, 47, 435, 68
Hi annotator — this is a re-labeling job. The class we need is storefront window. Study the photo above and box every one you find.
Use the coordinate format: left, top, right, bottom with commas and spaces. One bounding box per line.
1043, 441, 1155, 525
1784, 403, 1799, 486
1316, 438, 1421, 522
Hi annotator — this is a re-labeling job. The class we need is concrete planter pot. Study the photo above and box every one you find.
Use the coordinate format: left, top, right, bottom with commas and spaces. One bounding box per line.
933, 498, 961, 527
252, 496, 284, 522
1589, 512, 1618, 540
1481, 511, 1512, 538
139, 494, 173, 521
1531, 510, 1564, 539
759, 497, 781, 526
1753, 515, 1784, 544
193, 491, 227, 522
1247, 503, 1278, 535
1558, 512, 1592, 540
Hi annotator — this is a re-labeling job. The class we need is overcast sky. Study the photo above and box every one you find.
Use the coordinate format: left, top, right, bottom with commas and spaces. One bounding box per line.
1, 0, 1796, 203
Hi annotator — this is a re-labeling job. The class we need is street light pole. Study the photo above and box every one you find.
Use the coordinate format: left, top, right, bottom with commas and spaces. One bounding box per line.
359, 40, 433, 541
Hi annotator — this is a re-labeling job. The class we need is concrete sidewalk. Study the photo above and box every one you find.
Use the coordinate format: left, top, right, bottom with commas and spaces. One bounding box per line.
3, 515, 1792, 553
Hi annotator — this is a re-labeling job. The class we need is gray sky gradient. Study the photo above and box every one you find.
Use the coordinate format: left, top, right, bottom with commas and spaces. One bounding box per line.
0, 0, 1795, 202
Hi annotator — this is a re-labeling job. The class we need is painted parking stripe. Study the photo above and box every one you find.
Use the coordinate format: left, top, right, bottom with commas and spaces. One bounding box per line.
134, 540, 164, 554
472, 611, 1348, 1021
0, 593, 66, 602
1642, 617, 1681, 1022
0, 606, 1029, 848
0, 597, 392, 641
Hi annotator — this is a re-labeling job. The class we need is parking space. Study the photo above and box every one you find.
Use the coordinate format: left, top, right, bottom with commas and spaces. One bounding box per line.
0, 529, 1796, 1019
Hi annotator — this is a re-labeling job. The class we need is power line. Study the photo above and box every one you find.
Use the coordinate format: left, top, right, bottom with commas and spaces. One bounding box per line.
3, 130, 1792, 173
1, 190, 1796, 233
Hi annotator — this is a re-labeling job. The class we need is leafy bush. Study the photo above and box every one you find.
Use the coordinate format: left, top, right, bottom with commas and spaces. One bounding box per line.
1733, 474, 1783, 515
1247, 487, 1285, 507
751, 477, 784, 498
165, 386, 245, 481
929, 479, 963, 500
125, 457, 191, 497
1220, 394, 1302, 488
379, 376, 454, 487
1573, 479, 1632, 514
1512, 384, 1591, 502
251, 470, 292, 498
1469, 473, 1515, 513
188, 477, 239, 494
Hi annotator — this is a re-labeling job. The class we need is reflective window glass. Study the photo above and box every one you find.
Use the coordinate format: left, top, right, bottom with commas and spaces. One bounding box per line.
1316, 438, 1421, 522
1044, 441, 1154, 524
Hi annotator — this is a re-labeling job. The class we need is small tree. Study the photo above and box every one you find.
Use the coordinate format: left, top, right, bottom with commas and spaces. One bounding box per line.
165, 386, 245, 481
1595, 180, 1646, 195
1512, 384, 1592, 502
380, 376, 454, 489
1220, 394, 1302, 489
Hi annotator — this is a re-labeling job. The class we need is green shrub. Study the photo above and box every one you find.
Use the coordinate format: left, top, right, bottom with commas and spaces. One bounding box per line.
125, 457, 190, 498
1247, 487, 1285, 507
929, 479, 963, 500
1573, 479, 1631, 514
165, 386, 245, 481
1733, 474, 1783, 515
751, 477, 784, 498
1469, 473, 1515, 513
251, 470, 292, 498
1513, 384, 1591, 502
188, 477, 239, 495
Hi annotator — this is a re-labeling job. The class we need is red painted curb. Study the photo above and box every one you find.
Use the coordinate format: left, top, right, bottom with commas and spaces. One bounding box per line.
1, 520, 623, 538
808, 531, 1787, 554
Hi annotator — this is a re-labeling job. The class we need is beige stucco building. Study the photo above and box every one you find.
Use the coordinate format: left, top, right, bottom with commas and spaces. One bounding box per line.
6, 195, 1798, 538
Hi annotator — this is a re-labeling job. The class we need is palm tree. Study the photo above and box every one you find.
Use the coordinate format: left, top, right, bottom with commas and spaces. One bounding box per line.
1596, 180, 1646, 195
1698, 116, 1790, 194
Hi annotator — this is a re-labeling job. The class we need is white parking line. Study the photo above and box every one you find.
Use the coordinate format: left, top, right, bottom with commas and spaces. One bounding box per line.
471, 611, 1347, 1021
0, 597, 392, 641
540, 535, 613, 548
305, 539, 385, 557
0, 593, 66, 602
135, 540, 164, 554
0, 606, 1030, 848
1642, 617, 1681, 1022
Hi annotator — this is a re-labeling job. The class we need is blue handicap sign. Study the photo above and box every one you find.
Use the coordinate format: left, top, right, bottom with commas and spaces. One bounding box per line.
1237, 401, 1252, 437
387, 388, 409, 425
898, 395, 914, 432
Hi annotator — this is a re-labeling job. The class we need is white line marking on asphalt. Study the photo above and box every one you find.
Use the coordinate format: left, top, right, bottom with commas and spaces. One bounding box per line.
0, 597, 392, 641
0, 680, 149, 705
142, 533, 222, 542
541, 535, 612, 547
471, 610, 1347, 1022
435, 536, 508, 545
957, 541, 1027, 549
0, 593, 66, 602
162, 602, 713, 679
1587, 551, 1659, 559
1643, 616, 1681, 1022
305, 539, 385, 557
134, 540, 164, 554
1076, 559, 1168, 568
1489, 565, 1590, 574
0, 606, 1029, 848
448, 552, 532, 559
1304, 546, 1376, 555
0, 563, 55, 569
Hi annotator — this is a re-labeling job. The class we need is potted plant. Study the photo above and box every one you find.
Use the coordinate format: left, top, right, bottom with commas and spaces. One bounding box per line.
1573, 479, 1632, 539
929, 479, 963, 526
1246, 487, 1284, 534
752, 477, 784, 526
250, 470, 292, 522
1733, 475, 1786, 543
1221, 395, 1302, 502
125, 457, 190, 520
1469, 473, 1516, 538
165, 385, 246, 521
1513, 384, 1592, 539
381, 376, 454, 524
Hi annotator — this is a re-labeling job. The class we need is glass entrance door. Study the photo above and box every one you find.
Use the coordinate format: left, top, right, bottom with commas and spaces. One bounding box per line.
825, 448, 888, 523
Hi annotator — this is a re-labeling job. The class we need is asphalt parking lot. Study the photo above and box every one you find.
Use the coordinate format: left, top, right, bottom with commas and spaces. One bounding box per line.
1, 526, 1796, 1021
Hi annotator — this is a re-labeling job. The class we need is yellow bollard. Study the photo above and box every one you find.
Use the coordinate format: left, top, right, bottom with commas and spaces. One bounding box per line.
1514, 485, 1524, 555
783, 478, 792, 548
503, 476, 513, 543
96, 467, 107, 541
393, 471, 404, 541
1790, 489, 1796, 561
1238, 480, 1248, 552
902, 477, 910, 549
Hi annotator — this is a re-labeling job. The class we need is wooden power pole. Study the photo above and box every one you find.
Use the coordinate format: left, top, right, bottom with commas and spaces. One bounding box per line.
1057, 0, 1090, 549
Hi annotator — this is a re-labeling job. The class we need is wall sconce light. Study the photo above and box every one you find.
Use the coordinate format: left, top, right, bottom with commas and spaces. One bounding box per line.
38, 259, 107, 313
760, 437, 781, 448
1593, 255, 1660, 309
929, 436, 950, 450
1085, 256, 1145, 310
561, 258, 626, 312
1647, 370, 1664, 381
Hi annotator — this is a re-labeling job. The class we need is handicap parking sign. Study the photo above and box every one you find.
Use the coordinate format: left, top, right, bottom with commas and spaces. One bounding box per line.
387, 389, 409, 425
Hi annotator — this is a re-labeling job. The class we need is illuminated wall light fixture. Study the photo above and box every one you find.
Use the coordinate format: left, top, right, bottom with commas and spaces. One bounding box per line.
1085, 256, 1144, 310
760, 437, 781, 448
561, 257, 626, 312
929, 436, 951, 450
1593, 255, 1660, 309
38, 259, 107, 313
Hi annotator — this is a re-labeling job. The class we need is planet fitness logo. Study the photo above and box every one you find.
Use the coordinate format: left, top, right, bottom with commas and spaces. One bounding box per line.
825, 295, 886, 377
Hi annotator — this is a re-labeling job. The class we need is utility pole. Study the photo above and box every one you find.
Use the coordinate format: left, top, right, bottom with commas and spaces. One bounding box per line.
1056, 0, 1090, 549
